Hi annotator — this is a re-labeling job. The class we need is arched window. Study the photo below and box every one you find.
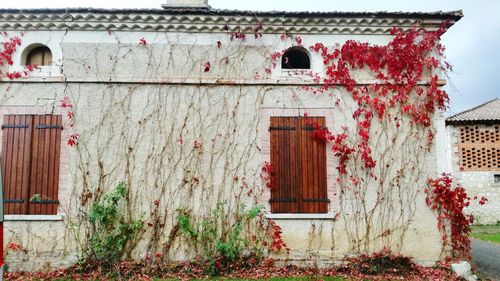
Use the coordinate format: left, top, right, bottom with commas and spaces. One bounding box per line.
281, 46, 310, 69
25, 46, 52, 66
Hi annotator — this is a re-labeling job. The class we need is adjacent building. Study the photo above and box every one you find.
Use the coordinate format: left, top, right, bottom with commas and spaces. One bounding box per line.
446, 98, 500, 225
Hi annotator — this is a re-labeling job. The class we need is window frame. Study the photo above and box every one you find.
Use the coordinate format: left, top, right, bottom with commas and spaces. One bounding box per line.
260, 108, 337, 218
1, 114, 63, 216
269, 116, 328, 214
281, 46, 311, 70
25, 45, 53, 66
6, 36, 62, 80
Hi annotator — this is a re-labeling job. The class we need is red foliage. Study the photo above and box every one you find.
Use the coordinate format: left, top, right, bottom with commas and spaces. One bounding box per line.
60, 96, 73, 108
294, 36, 303, 46
193, 139, 202, 149
270, 51, 283, 69
7, 242, 22, 251
60, 96, 79, 143
426, 173, 487, 259
4, 251, 464, 281
260, 161, 276, 190
203, 61, 211, 72
0, 34, 37, 80
478, 196, 488, 205
68, 133, 79, 147
300, 25, 452, 174
267, 219, 290, 254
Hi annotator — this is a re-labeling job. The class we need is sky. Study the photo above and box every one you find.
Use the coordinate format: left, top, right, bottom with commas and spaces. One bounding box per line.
2, 0, 499, 115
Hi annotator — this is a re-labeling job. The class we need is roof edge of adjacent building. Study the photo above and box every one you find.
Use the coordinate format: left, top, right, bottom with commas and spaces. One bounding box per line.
446, 98, 500, 126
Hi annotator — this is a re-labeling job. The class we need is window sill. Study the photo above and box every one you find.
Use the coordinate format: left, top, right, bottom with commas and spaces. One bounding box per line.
266, 212, 336, 220
4, 214, 64, 221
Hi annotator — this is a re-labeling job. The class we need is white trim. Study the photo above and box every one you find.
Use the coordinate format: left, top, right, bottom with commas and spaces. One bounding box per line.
4, 214, 64, 221
266, 212, 336, 220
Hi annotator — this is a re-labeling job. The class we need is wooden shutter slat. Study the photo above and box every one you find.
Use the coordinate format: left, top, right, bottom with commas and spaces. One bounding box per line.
42, 115, 50, 215
31, 115, 40, 214
270, 117, 278, 213
281, 118, 286, 213
279, 117, 284, 213
52, 115, 62, 214
288, 117, 299, 213
2, 115, 11, 214
299, 117, 307, 213
12, 115, 20, 214
17, 116, 25, 214
319, 119, 327, 213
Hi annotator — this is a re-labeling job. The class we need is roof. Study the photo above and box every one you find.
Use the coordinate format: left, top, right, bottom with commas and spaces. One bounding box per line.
0, 8, 464, 20
0, 8, 462, 34
446, 98, 500, 125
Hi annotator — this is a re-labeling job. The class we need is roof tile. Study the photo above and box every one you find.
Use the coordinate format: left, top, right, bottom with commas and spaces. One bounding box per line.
446, 98, 500, 124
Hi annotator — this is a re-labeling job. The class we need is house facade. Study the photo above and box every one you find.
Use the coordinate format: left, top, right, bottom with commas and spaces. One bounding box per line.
446, 99, 500, 225
0, 0, 462, 271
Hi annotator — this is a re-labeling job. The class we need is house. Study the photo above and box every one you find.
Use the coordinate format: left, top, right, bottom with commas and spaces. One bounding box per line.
446, 98, 500, 225
0, 0, 462, 271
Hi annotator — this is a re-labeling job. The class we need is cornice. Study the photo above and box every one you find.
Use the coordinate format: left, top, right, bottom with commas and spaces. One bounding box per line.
0, 9, 461, 34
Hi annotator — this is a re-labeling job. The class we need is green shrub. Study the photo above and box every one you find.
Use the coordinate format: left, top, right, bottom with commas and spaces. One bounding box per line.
176, 203, 263, 272
87, 182, 143, 263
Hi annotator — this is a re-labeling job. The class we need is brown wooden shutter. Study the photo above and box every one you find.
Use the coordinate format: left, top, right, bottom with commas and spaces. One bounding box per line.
300, 117, 328, 213
29, 115, 62, 215
1, 115, 33, 214
2, 114, 62, 215
269, 116, 328, 214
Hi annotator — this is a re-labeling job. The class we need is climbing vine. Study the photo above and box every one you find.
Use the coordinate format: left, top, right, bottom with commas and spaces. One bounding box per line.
426, 174, 487, 259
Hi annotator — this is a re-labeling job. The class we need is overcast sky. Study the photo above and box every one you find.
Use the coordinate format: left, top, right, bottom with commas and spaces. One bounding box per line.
3, 0, 499, 115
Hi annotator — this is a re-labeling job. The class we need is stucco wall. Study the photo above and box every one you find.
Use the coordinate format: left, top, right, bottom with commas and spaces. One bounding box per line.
0, 27, 446, 271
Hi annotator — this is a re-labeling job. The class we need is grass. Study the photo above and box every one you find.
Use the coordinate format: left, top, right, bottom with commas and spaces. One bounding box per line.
471, 223, 500, 244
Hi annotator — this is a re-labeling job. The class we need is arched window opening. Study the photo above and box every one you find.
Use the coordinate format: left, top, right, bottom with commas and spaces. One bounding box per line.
26, 46, 52, 66
281, 46, 310, 69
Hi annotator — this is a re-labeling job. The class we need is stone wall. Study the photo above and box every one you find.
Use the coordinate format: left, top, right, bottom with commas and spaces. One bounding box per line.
447, 125, 500, 225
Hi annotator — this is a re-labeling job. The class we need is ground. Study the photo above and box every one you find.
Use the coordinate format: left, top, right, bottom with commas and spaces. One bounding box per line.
471, 223, 500, 280
5, 225, 500, 280
471, 223, 500, 244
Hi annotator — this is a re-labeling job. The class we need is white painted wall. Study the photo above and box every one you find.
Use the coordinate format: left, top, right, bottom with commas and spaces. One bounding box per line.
0, 20, 447, 270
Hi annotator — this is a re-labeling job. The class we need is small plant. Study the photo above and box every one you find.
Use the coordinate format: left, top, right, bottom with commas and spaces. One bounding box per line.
175, 203, 264, 274
86, 182, 143, 264
29, 193, 42, 202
